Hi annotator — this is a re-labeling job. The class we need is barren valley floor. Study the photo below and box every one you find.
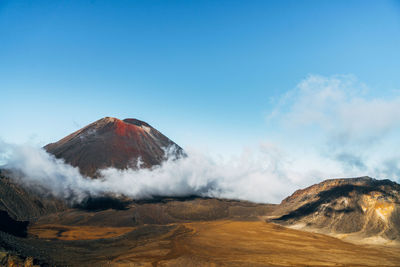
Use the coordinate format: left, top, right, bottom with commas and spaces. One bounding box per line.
26, 220, 400, 266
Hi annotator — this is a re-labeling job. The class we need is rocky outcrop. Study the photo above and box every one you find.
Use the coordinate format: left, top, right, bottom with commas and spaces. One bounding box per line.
0, 248, 39, 267
272, 177, 400, 242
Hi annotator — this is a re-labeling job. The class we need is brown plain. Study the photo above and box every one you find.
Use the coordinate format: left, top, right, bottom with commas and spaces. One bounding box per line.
28, 220, 400, 266
29, 224, 135, 241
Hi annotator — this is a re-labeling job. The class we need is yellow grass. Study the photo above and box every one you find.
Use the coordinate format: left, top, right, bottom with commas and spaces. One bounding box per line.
29, 224, 135, 240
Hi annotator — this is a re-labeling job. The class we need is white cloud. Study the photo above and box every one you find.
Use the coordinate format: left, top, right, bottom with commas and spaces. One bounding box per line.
0, 140, 304, 204
268, 74, 400, 177
272, 74, 400, 144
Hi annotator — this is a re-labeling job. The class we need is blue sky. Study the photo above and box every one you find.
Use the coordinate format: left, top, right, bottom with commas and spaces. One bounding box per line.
1, 0, 400, 156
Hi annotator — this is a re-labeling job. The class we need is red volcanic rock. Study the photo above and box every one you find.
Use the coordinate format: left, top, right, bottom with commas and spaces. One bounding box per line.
44, 117, 184, 178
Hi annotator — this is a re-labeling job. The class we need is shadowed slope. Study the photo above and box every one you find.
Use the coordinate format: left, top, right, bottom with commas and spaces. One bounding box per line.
0, 211, 28, 238
0, 170, 67, 221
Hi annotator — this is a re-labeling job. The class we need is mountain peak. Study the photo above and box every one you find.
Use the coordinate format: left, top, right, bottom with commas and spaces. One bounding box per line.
45, 117, 183, 177
123, 118, 150, 127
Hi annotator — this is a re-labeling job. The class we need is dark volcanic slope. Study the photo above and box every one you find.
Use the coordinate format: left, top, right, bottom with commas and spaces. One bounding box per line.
35, 197, 277, 227
0, 170, 66, 221
45, 117, 184, 177
272, 177, 400, 243
0, 170, 66, 245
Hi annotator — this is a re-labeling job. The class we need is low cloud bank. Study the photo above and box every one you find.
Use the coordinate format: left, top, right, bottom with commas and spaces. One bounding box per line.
0, 141, 303, 204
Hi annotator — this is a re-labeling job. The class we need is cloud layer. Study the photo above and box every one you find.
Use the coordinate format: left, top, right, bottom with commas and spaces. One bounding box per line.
268, 74, 400, 178
1, 74, 399, 204
0, 140, 303, 204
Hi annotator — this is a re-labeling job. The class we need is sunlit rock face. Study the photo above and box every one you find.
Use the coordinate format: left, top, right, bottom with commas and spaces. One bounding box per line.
272, 177, 400, 242
45, 117, 184, 178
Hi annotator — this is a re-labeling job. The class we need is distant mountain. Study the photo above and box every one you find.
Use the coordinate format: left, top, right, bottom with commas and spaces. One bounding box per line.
45, 117, 184, 177
272, 177, 400, 244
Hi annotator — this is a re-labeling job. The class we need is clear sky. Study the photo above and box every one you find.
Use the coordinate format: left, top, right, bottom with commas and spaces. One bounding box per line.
1, 0, 400, 155
2, 0, 400, 201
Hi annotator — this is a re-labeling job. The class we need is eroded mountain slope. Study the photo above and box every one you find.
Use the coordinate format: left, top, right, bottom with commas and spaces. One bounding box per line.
272, 177, 400, 244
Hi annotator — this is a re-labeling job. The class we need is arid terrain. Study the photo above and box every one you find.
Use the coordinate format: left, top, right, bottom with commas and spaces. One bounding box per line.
2, 176, 400, 266
23, 220, 400, 266
2, 195, 400, 266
